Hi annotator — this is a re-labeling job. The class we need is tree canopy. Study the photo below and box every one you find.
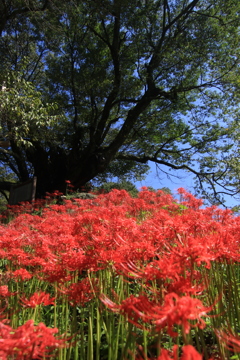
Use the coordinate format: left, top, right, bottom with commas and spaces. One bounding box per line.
0, 0, 239, 203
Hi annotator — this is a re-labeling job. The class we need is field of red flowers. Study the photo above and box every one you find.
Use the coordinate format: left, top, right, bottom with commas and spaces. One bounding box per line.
0, 187, 240, 360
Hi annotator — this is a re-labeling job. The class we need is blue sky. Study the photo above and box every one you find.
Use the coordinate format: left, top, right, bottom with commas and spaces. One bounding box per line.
135, 162, 239, 210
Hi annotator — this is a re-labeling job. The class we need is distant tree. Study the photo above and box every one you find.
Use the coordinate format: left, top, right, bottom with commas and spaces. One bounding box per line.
158, 187, 172, 195
94, 180, 139, 197
0, 0, 239, 204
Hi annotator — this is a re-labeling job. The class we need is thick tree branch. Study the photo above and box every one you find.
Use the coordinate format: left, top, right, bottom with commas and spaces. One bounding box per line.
93, 13, 122, 147
116, 153, 209, 176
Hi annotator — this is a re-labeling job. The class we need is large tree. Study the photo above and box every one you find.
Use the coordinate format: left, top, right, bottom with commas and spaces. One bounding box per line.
0, 0, 239, 203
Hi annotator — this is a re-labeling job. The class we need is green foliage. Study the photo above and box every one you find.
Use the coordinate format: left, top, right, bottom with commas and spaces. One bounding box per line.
159, 187, 172, 195
0, 70, 65, 147
94, 180, 139, 197
141, 186, 172, 195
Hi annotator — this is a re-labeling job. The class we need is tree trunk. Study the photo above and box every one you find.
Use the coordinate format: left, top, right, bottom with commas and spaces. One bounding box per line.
26, 144, 68, 198
26, 144, 108, 197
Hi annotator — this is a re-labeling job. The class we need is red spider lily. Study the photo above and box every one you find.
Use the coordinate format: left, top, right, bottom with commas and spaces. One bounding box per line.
114, 259, 146, 279
59, 277, 96, 306
159, 344, 203, 360
0, 320, 65, 359
163, 234, 214, 270
137, 345, 203, 360
12, 268, 32, 281
65, 180, 74, 188
100, 293, 149, 328
101, 292, 213, 336
144, 255, 183, 282
20, 292, 55, 308
59, 248, 88, 273
0, 286, 13, 298
177, 344, 203, 360
1, 186, 240, 359
38, 262, 72, 284
215, 328, 240, 353
178, 188, 203, 210
165, 275, 205, 296
149, 293, 213, 336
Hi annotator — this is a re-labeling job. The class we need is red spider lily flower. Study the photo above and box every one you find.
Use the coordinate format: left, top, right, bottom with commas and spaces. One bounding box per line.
40, 263, 72, 284
177, 188, 203, 210
180, 345, 203, 360
59, 278, 96, 306
144, 255, 183, 282
150, 293, 212, 336
65, 180, 74, 188
163, 234, 214, 270
215, 328, 240, 353
137, 345, 203, 360
0, 319, 65, 359
0, 286, 13, 298
165, 345, 202, 360
20, 292, 55, 308
12, 268, 32, 281
100, 293, 148, 328
101, 292, 213, 336
157, 348, 177, 360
